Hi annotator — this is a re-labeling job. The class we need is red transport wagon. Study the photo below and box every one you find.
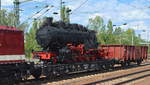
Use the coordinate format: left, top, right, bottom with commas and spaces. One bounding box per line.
0, 25, 25, 63
100, 45, 148, 66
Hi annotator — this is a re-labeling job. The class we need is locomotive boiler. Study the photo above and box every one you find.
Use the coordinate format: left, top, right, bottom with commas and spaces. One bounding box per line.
36, 17, 98, 52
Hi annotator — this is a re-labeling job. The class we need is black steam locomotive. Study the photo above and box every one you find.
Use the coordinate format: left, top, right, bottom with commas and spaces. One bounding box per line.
36, 17, 98, 52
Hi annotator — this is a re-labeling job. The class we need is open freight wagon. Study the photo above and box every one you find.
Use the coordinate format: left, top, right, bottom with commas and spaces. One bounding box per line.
100, 45, 148, 66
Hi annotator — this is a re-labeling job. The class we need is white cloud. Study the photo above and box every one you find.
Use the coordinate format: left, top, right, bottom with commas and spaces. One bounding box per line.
69, 0, 150, 25
89, 13, 111, 20
121, 10, 150, 20
121, 21, 148, 30
31, 0, 43, 2
1, 0, 13, 6
116, 21, 149, 40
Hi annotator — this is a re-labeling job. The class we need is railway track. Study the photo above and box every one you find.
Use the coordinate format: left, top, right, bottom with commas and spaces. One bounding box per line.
17, 59, 150, 85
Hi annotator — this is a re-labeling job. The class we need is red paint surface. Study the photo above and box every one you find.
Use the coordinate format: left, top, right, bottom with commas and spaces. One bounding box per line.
33, 51, 56, 60
0, 26, 24, 55
100, 45, 148, 61
0, 25, 19, 31
0, 26, 25, 63
0, 60, 25, 63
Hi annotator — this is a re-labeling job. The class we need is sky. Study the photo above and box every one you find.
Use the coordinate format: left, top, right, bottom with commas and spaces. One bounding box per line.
1, 0, 150, 40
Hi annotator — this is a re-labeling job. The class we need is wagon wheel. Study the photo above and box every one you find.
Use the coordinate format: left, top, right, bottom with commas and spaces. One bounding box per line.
110, 62, 115, 69
127, 60, 131, 66
7, 74, 15, 85
32, 71, 41, 79
8, 76, 15, 85
102, 63, 110, 70
14, 70, 22, 83
4, 72, 17, 85
121, 62, 127, 67
46, 73, 56, 80
31, 68, 42, 79
137, 59, 142, 65
97, 64, 103, 70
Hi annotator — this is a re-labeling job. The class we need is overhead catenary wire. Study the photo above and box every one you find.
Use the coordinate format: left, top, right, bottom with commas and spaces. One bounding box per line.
31, 5, 51, 18
21, 5, 53, 32
13, 0, 37, 27
70, 0, 89, 14
118, 0, 150, 10
21, 5, 52, 24
20, 4, 49, 10
35, 8, 52, 20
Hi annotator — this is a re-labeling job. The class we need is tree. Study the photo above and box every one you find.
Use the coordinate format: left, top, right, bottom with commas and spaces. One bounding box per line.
65, 7, 71, 23
88, 16, 104, 31
113, 27, 122, 44
88, 16, 107, 44
88, 16, 145, 45
106, 19, 116, 44
60, 6, 71, 23
0, 9, 28, 30
114, 27, 122, 35
0, 10, 16, 26
25, 20, 41, 58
